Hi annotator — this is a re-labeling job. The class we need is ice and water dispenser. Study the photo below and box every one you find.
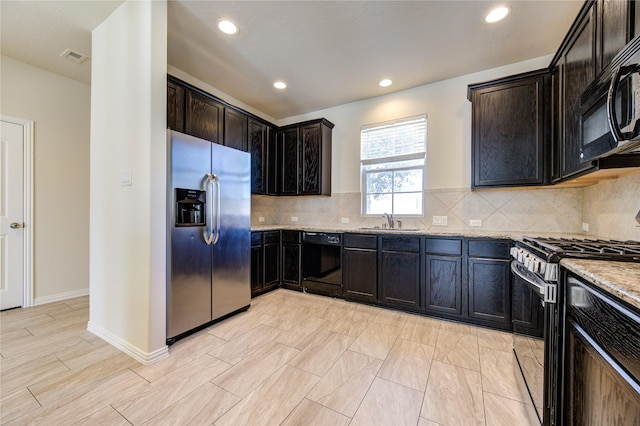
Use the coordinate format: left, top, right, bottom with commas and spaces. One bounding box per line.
175, 188, 206, 226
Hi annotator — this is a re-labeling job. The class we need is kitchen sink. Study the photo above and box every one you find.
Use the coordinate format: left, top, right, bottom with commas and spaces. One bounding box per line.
356, 227, 421, 232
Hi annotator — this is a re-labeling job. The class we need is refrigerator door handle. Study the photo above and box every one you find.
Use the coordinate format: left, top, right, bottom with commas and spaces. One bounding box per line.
205, 172, 221, 245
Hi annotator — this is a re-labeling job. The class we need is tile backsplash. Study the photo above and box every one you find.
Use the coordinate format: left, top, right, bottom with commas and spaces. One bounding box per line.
582, 173, 640, 241
253, 187, 584, 234
253, 172, 640, 241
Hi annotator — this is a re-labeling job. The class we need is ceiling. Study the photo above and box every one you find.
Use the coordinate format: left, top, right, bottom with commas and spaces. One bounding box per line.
2, 0, 584, 120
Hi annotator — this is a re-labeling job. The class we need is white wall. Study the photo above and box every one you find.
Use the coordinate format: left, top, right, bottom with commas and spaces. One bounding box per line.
278, 55, 554, 193
0, 55, 90, 303
89, 0, 168, 363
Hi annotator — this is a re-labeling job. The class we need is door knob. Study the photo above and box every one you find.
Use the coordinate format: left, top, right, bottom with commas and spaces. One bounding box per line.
10, 222, 22, 229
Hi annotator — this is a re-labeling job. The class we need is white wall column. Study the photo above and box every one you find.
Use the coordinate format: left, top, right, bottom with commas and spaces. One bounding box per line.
89, 0, 168, 363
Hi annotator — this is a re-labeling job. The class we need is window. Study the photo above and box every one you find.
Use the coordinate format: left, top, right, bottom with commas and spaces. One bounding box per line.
361, 114, 426, 216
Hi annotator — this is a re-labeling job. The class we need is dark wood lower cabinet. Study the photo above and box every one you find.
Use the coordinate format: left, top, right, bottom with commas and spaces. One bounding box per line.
250, 231, 280, 297
424, 255, 463, 318
281, 231, 301, 289
343, 234, 378, 303
253, 231, 517, 333
467, 239, 511, 330
467, 258, 511, 329
379, 236, 421, 310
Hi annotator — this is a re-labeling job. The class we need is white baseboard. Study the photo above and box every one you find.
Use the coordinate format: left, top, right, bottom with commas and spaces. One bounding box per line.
33, 288, 90, 306
87, 321, 169, 365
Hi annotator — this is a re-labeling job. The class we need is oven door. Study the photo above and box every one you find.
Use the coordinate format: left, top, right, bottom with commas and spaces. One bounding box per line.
511, 260, 559, 426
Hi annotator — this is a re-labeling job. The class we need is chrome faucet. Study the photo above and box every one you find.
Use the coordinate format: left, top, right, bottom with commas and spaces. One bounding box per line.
383, 213, 394, 229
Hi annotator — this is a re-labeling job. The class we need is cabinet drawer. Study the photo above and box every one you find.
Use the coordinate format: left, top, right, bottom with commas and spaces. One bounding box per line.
381, 236, 420, 253
426, 238, 462, 256
468, 239, 510, 259
251, 232, 262, 246
344, 234, 378, 250
281, 230, 301, 244
264, 231, 280, 245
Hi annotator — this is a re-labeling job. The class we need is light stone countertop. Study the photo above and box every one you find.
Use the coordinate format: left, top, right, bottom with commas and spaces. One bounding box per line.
560, 259, 640, 310
250, 225, 589, 241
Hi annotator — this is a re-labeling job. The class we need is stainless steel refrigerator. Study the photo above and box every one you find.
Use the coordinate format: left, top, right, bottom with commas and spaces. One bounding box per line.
167, 130, 251, 344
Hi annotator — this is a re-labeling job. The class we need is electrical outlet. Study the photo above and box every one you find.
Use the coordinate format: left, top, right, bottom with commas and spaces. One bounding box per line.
341, 217, 350, 223
433, 215, 448, 226
291, 216, 298, 222
469, 219, 482, 227
582, 222, 589, 232
258, 216, 265, 223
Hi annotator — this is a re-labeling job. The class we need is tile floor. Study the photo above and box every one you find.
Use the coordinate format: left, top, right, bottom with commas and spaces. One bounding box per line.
1, 289, 539, 425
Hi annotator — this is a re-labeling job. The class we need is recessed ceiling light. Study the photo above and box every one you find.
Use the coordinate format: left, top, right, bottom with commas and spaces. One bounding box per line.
379, 79, 392, 87
217, 19, 238, 35
485, 6, 509, 23
274, 81, 287, 89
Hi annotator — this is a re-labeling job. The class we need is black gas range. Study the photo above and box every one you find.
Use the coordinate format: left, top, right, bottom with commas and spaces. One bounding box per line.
510, 236, 640, 425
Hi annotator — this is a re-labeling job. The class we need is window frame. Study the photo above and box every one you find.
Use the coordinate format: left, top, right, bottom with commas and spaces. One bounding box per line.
360, 114, 427, 218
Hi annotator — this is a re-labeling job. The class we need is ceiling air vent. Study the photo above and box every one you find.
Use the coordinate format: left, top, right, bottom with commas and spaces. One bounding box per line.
59, 48, 88, 64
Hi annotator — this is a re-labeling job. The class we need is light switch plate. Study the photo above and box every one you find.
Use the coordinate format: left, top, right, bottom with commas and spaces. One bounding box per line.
582, 222, 589, 232
120, 169, 132, 186
291, 216, 298, 222
469, 219, 482, 227
433, 215, 448, 226
258, 217, 265, 223
341, 217, 350, 223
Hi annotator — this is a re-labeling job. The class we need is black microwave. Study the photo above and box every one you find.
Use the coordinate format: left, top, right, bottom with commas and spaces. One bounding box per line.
580, 35, 640, 162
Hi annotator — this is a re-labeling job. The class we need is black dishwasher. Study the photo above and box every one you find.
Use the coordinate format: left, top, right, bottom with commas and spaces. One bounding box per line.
302, 232, 342, 297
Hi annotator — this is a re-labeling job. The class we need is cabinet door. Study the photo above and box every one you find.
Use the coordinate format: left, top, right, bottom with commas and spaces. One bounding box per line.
264, 243, 280, 288
185, 90, 223, 144
468, 258, 511, 328
167, 80, 185, 132
266, 129, 280, 195
251, 244, 263, 296
224, 108, 248, 152
598, 0, 632, 73
561, 4, 596, 178
282, 243, 301, 286
344, 249, 377, 302
471, 74, 548, 187
281, 128, 299, 195
512, 274, 544, 337
249, 119, 266, 194
424, 255, 463, 317
300, 123, 322, 194
380, 251, 420, 309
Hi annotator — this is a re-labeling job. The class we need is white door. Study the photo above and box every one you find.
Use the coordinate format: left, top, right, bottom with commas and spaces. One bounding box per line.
1, 120, 25, 309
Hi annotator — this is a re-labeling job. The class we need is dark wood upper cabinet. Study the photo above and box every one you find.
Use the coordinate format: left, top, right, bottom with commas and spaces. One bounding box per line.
300, 121, 332, 195
249, 118, 267, 194
224, 108, 248, 152
468, 70, 550, 188
185, 90, 224, 144
559, 3, 597, 179
279, 119, 333, 196
167, 80, 185, 132
598, 0, 633, 73
167, 76, 332, 197
281, 127, 300, 196
266, 128, 280, 196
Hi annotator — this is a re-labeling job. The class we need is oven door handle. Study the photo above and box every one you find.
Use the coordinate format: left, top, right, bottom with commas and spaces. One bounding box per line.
511, 261, 557, 304
511, 260, 545, 296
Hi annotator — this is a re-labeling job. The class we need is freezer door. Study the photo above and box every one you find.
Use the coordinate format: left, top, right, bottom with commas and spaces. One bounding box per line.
167, 131, 212, 339
211, 143, 251, 319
